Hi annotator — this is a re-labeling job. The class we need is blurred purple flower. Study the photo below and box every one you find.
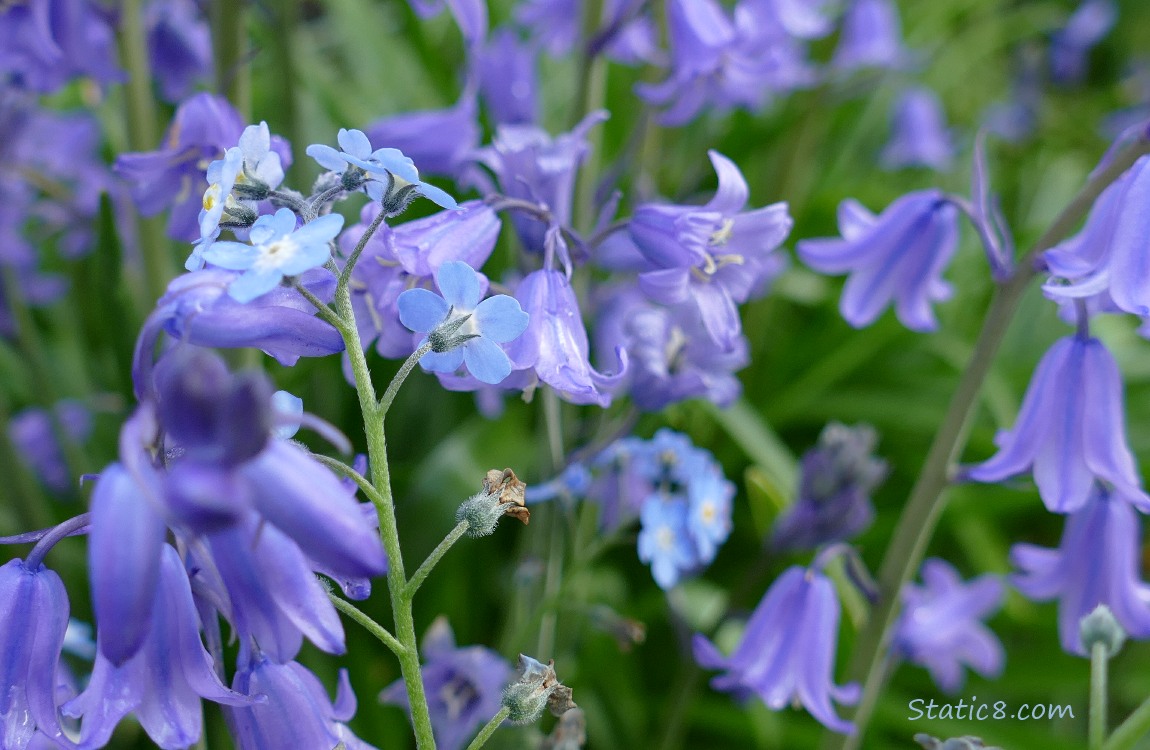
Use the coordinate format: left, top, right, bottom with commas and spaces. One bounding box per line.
797, 190, 959, 331
516, 0, 657, 64
1051, 0, 1117, 85
0, 0, 121, 92
381, 617, 512, 750
881, 87, 954, 171
964, 336, 1150, 514
631, 150, 792, 349
65, 545, 253, 749
1012, 485, 1150, 655
9, 401, 92, 494
0, 557, 71, 749
406, 0, 487, 46
365, 89, 480, 179
832, 0, 909, 72
398, 260, 529, 384
693, 566, 860, 733
475, 28, 538, 125
228, 659, 377, 750
146, 0, 211, 101
772, 423, 887, 551
115, 93, 245, 241
895, 558, 1005, 693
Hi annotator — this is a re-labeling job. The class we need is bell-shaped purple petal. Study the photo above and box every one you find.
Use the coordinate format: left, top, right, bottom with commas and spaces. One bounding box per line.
1012, 486, 1150, 655
965, 336, 1150, 514
693, 566, 859, 733
388, 201, 500, 279
88, 462, 168, 665
880, 87, 954, 171
242, 440, 388, 579
832, 0, 909, 71
475, 27, 538, 125
365, 91, 479, 178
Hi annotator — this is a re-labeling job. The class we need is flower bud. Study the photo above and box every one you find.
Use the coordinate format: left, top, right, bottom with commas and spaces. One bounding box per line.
501, 655, 575, 725
456, 468, 530, 537
1080, 604, 1127, 658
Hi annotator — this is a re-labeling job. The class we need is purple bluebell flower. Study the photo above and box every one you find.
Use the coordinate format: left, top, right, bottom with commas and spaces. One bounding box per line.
895, 559, 1005, 693
504, 268, 626, 405
831, 0, 909, 71
8, 401, 92, 494
146, 0, 211, 101
0, 0, 121, 92
595, 286, 749, 410
747, 0, 835, 40
405, 0, 487, 45
1041, 156, 1150, 317
64, 545, 253, 749
773, 423, 887, 551
365, 90, 480, 178
345, 201, 499, 360
797, 190, 959, 331
228, 659, 377, 750
134, 268, 343, 394
470, 112, 605, 256
398, 260, 529, 384
693, 565, 860, 733
115, 93, 245, 241
475, 28, 538, 125
585, 437, 652, 531
307, 128, 458, 214
201, 208, 343, 302
1051, 0, 1117, 85
381, 617, 512, 750
964, 336, 1150, 514
630, 150, 793, 349
515, 0, 657, 64
881, 87, 955, 171
0, 557, 71, 748
635, 0, 814, 126
1012, 485, 1150, 655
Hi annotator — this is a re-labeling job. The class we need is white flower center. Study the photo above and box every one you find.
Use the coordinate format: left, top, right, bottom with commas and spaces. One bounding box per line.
252, 237, 300, 273
656, 525, 676, 551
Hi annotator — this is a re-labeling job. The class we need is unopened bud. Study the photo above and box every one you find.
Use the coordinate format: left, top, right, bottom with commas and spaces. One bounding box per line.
1080, 604, 1126, 658
501, 655, 575, 725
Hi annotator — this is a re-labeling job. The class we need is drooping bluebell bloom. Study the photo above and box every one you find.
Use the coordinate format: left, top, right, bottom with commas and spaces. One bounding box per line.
831, 0, 909, 72
64, 545, 254, 749
504, 268, 626, 405
9, 401, 92, 494
630, 150, 793, 350
228, 658, 377, 750
475, 28, 538, 125
772, 423, 887, 551
380, 617, 512, 750
365, 89, 480, 179
1012, 485, 1150, 655
470, 112, 606, 256
307, 128, 458, 214
201, 208, 344, 302
0, 0, 121, 92
747, 0, 835, 40
515, 0, 657, 64
797, 190, 959, 331
895, 558, 1005, 693
0, 557, 71, 749
1050, 0, 1117, 85
115, 93, 245, 241
346, 201, 500, 360
964, 336, 1150, 514
405, 0, 487, 46
635, 0, 814, 126
881, 87, 954, 171
595, 286, 749, 410
145, 0, 211, 102
693, 565, 860, 733
1042, 156, 1150, 317
134, 267, 343, 393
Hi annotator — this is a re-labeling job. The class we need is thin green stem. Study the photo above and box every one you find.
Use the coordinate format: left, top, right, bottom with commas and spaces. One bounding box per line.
1090, 643, 1108, 750
334, 276, 436, 748
339, 209, 388, 291
536, 388, 566, 658
405, 520, 469, 599
379, 343, 432, 416
290, 280, 348, 333
1103, 694, 1150, 750
329, 593, 405, 658
464, 706, 511, 750
310, 454, 390, 513
826, 135, 1150, 750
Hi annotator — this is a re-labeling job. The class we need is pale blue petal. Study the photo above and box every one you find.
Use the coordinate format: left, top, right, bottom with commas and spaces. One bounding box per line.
473, 295, 529, 343
397, 288, 450, 332
278, 242, 332, 276
436, 261, 481, 309
463, 337, 512, 384
228, 268, 284, 303
292, 213, 344, 245
338, 129, 373, 159
417, 182, 459, 210
269, 208, 298, 237
306, 144, 346, 172
371, 148, 418, 181
202, 241, 257, 270
420, 347, 465, 373
248, 215, 278, 245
